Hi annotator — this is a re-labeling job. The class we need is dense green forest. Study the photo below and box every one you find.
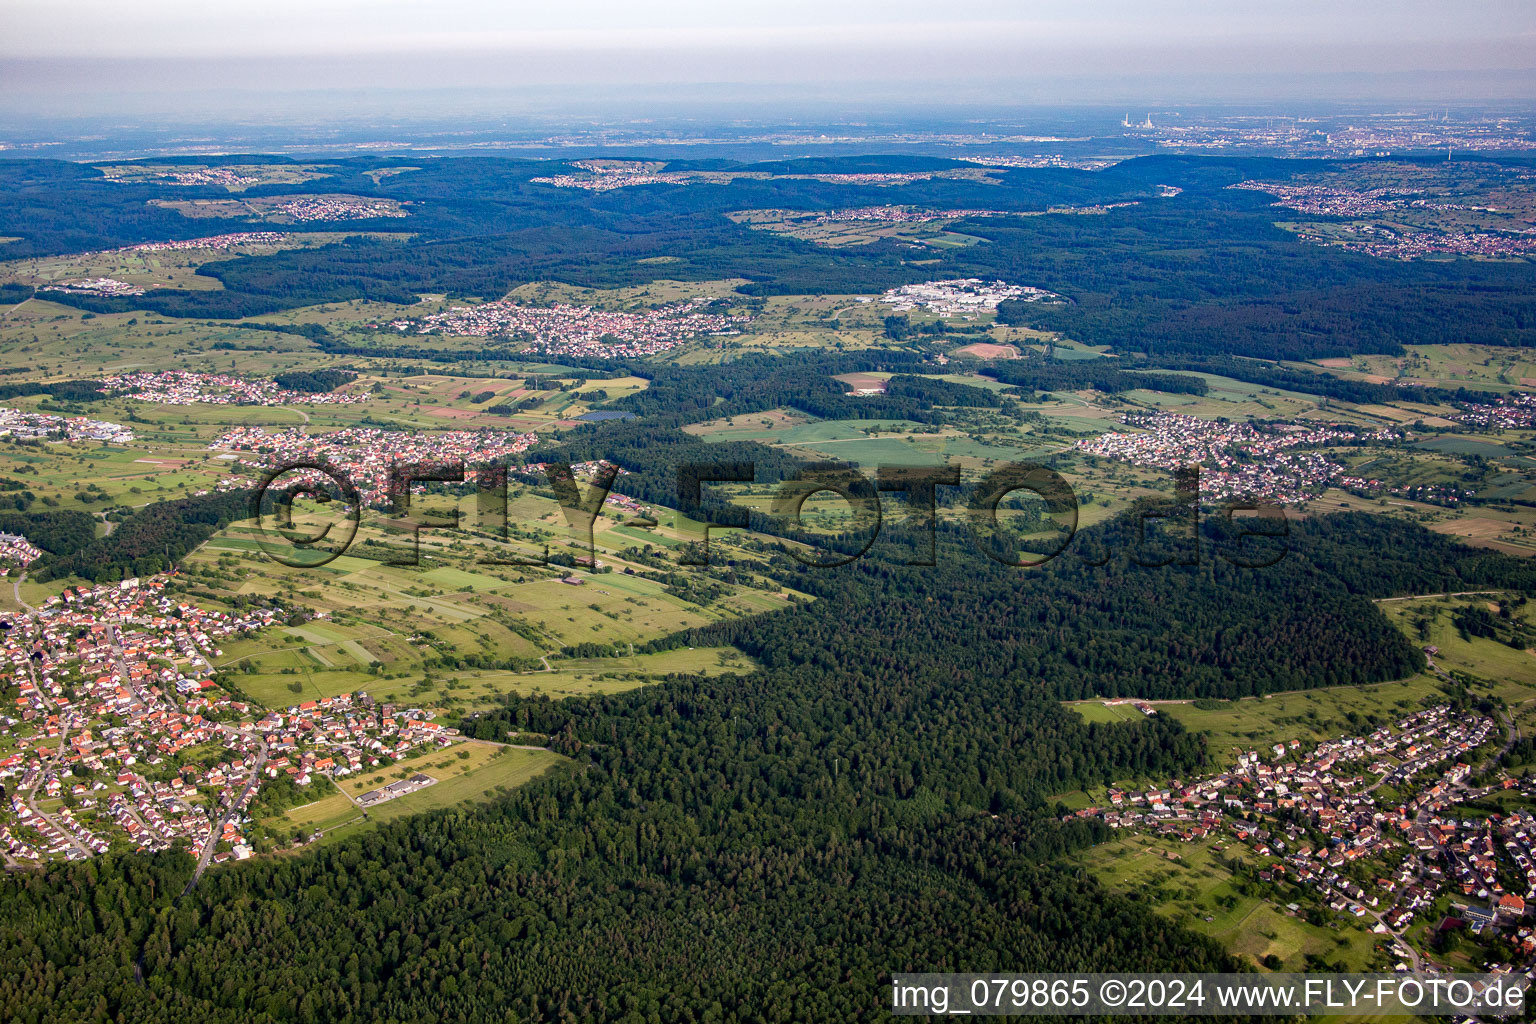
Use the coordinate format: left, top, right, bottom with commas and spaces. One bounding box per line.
0, 509, 96, 554
640, 511, 1450, 701
270, 369, 358, 393
981, 355, 1209, 396
31, 489, 255, 582
0, 380, 107, 403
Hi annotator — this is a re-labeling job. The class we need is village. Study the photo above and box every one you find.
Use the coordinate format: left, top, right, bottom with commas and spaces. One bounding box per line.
1228, 180, 1536, 260
801, 205, 1013, 224
1080, 699, 1536, 977
1317, 226, 1536, 261
1076, 411, 1399, 504
755, 202, 1144, 228
112, 231, 287, 254
100, 370, 369, 407
0, 532, 44, 570
99, 166, 260, 188
388, 295, 747, 358
531, 165, 709, 191
1455, 392, 1536, 430
1229, 180, 1412, 217
271, 196, 405, 221
0, 574, 455, 866
206, 431, 654, 528
210, 425, 540, 507
1135, 115, 1536, 158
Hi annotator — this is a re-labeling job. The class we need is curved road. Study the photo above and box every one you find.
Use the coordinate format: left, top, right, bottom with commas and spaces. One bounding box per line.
12, 571, 35, 614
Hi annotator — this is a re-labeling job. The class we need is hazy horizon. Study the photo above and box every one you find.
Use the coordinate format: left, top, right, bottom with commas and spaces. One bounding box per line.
3, 1, 1534, 124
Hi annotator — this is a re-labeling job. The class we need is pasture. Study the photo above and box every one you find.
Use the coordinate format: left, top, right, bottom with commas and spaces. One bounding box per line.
1082, 835, 1384, 972
265, 742, 565, 844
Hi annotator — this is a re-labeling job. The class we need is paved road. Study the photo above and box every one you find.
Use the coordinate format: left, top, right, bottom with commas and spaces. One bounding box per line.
107, 624, 157, 705
11, 572, 34, 614
22, 651, 88, 859
22, 790, 88, 859
1375, 657, 1521, 977
25, 743, 89, 860
102, 621, 271, 895
182, 740, 268, 898
333, 781, 368, 816
1374, 590, 1505, 604
1364, 902, 1424, 975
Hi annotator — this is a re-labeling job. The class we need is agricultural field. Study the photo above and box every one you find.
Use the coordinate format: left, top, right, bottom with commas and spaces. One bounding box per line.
504, 277, 753, 311
685, 392, 1073, 471
1425, 507, 1536, 556
1300, 344, 1536, 392
347, 743, 564, 824
1158, 677, 1449, 762
735, 419, 1048, 468
682, 407, 818, 441
1060, 583, 1536, 976
710, 292, 893, 354
1116, 371, 1338, 421
1303, 485, 1536, 557
7, 206, 1536, 852
1256, 160, 1536, 259
1070, 586, 1536, 783
0, 431, 246, 512
11, 139, 1536, 1023
1377, 592, 1536, 716
359, 372, 650, 432
0, 307, 658, 437
0, 299, 328, 378
178, 488, 794, 712
378, 645, 761, 704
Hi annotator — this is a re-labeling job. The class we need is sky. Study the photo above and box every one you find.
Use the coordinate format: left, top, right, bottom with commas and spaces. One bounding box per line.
2, 1, 1534, 116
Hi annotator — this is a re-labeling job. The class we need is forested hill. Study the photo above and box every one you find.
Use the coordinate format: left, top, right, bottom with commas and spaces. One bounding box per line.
30, 489, 255, 583
1286, 513, 1536, 596
643, 511, 1536, 703
6, 153, 1535, 359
